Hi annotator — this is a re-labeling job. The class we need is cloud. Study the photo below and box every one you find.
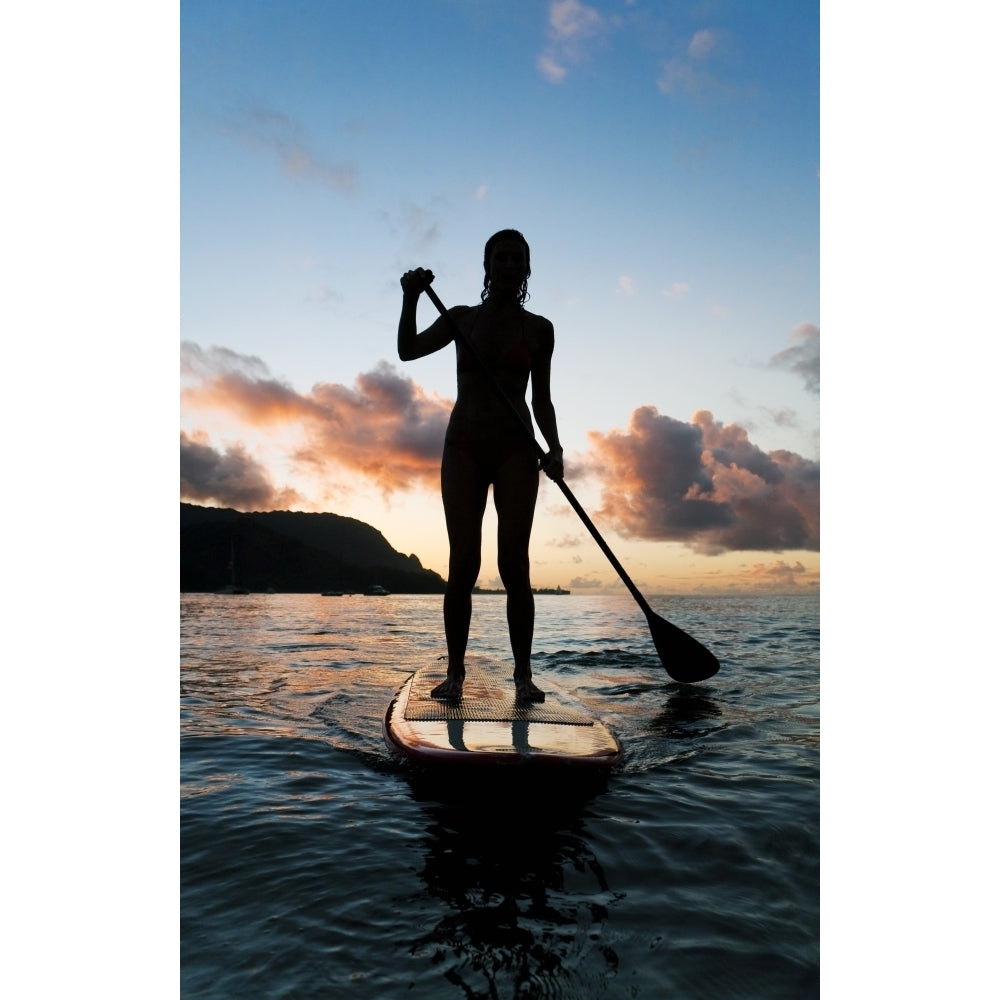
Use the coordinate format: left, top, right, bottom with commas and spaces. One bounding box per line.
537, 53, 568, 83
537, 0, 606, 83
400, 203, 442, 250
306, 283, 343, 305
224, 104, 357, 193
181, 343, 324, 426
770, 323, 820, 393
742, 559, 815, 590
181, 344, 453, 502
657, 59, 700, 96
587, 407, 819, 555
549, 0, 602, 38
380, 201, 446, 260
617, 275, 636, 295
181, 430, 304, 510
657, 28, 736, 100
688, 28, 718, 61
547, 534, 584, 548
760, 406, 800, 429
299, 364, 451, 494
181, 342, 270, 381
661, 282, 691, 298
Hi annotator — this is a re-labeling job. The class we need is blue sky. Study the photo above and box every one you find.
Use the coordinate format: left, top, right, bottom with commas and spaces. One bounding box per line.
180, 0, 820, 593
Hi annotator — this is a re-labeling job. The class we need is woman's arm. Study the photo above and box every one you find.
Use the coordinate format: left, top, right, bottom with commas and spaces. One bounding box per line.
397, 268, 455, 361
530, 318, 564, 480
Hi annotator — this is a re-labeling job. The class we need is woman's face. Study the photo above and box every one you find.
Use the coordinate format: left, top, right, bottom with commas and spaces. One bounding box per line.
488, 239, 528, 293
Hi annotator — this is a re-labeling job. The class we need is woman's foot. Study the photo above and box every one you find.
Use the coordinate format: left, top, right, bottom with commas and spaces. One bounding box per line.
431, 673, 464, 700
514, 674, 545, 703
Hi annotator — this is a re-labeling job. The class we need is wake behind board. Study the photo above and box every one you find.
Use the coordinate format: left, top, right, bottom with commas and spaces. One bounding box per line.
383, 655, 621, 768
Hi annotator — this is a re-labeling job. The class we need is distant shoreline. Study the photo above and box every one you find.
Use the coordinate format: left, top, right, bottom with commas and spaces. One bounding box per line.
474, 586, 571, 596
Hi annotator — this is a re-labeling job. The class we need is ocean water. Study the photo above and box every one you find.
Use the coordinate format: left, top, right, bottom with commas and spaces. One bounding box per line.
181, 592, 819, 999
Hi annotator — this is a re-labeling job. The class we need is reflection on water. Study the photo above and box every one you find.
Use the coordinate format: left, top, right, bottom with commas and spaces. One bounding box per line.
408, 774, 621, 997
649, 689, 724, 742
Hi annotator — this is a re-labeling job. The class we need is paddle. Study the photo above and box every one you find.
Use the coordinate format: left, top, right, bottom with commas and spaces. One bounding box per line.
422, 283, 720, 683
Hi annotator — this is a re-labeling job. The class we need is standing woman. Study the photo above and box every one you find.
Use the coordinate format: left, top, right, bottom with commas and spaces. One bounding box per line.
398, 230, 564, 703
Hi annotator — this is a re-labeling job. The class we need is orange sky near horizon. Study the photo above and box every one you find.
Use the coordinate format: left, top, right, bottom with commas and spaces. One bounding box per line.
181, 344, 819, 595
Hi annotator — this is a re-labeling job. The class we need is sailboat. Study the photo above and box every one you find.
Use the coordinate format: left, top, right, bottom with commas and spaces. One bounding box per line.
222, 540, 250, 594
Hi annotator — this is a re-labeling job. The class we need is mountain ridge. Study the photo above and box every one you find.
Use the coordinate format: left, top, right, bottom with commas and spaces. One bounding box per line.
180, 503, 446, 594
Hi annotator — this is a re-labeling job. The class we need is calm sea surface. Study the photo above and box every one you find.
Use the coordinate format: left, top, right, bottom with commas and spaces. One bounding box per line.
181, 592, 819, 999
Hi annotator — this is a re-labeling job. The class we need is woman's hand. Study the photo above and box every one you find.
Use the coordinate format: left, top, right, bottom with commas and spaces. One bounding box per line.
400, 268, 435, 298
541, 449, 564, 482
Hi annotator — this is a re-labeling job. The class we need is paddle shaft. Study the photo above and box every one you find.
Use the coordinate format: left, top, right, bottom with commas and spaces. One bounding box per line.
423, 285, 657, 623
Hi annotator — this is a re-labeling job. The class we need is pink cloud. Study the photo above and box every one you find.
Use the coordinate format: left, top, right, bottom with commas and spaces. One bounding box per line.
587, 406, 819, 554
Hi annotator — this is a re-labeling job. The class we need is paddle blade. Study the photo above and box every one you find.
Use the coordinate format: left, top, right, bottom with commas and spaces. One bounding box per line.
646, 610, 720, 683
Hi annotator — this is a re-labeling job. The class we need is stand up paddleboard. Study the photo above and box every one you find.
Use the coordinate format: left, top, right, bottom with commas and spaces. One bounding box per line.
383, 655, 621, 768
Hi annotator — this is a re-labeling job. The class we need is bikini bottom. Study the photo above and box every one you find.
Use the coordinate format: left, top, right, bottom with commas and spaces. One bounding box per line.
444, 436, 536, 484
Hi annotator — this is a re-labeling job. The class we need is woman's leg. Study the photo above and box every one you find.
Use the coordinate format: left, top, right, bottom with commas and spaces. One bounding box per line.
436, 443, 489, 698
493, 446, 544, 701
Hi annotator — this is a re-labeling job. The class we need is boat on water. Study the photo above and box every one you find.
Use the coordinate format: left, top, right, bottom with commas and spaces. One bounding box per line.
365, 584, 391, 596
220, 541, 250, 594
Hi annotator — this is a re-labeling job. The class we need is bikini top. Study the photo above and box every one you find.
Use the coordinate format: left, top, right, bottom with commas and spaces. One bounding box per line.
456, 306, 532, 376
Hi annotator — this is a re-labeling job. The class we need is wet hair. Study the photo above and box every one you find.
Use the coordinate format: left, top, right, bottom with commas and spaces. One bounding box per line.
481, 229, 531, 305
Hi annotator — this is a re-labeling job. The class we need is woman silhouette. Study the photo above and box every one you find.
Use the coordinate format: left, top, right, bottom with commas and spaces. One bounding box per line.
398, 230, 564, 702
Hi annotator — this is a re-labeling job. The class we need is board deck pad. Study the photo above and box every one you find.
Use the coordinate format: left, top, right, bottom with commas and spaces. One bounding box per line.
405, 656, 591, 725
384, 654, 621, 768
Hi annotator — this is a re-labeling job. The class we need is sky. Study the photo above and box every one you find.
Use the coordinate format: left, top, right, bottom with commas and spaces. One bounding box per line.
180, 0, 820, 594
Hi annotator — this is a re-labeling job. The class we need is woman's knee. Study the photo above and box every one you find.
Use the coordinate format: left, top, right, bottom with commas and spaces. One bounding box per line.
448, 552, 481, 590
497, 550, 530, 591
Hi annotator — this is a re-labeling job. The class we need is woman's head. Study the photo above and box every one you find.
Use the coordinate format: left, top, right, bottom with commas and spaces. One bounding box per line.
482, 229, 531, 305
